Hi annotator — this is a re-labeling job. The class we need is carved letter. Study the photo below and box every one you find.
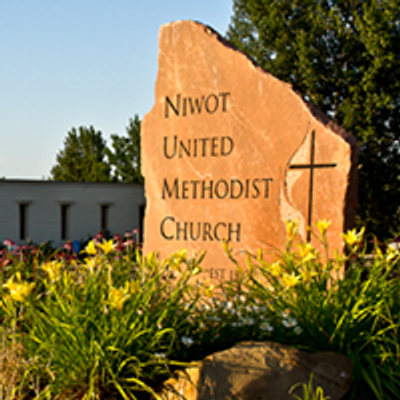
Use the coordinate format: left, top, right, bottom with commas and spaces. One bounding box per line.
221, 136, 234, 156
160, 216, 174, 240
228, 223, 241, 242
219, 92, 230, 112
163, 136, 177, 159
230, 179, 243, 199
252, 179, 261, 199
263, 178, 273, 198
165, 94, 180, 118
205, 94, 219, 114
188, 96, 205, 114
203, 222, 214, 241
201, 180, 214, 199
215, 179, 229, 199
182, 180, 189, 199
214, 222, 227, 241
189, 222, 201, 241
179, 139, 191, 157
176, 221, 188, 240
162, 178, 179, 199
211, 137, 219, 156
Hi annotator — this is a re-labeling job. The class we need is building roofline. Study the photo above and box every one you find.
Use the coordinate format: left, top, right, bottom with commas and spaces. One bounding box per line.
0, 179, 144, 187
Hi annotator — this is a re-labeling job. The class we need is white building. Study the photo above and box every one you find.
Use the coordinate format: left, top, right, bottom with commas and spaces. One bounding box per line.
0, 180, 145, 247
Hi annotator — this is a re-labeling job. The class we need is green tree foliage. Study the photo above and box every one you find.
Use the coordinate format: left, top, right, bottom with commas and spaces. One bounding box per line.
50, 126, 111, 182
106, 115, 144, 183
227, 0, 400, 240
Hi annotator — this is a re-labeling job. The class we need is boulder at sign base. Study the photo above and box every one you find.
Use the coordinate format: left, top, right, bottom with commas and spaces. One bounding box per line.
161, 341, 352, 400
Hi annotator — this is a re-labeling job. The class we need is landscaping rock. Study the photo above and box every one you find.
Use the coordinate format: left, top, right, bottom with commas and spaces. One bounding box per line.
161, 341, 352, 400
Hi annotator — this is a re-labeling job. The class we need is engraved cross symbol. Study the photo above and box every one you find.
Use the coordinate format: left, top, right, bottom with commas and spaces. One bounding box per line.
289, 130, 337, 241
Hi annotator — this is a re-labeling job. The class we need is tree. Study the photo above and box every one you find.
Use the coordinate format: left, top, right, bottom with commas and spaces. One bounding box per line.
50, 126, 111, 182
106, 115, 143, 183
227, 0, 400, 240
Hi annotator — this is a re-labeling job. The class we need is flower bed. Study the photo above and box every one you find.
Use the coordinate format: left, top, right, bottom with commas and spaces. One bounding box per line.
1, 223, 400, 399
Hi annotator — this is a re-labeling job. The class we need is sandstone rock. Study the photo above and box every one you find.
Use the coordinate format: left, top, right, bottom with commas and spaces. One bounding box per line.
161, 341, 352, 400
142, 21, 359, 283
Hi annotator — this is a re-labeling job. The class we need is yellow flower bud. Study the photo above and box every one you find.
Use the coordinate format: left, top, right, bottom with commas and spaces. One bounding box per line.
315, 219, 331, 236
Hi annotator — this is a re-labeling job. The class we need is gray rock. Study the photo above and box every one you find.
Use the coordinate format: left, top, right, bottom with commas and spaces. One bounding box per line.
161, 341, 352, 400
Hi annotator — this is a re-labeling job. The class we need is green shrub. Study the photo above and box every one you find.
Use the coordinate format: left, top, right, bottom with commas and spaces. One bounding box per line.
222, 221, 400, 400
2, 223, 400, 400
2, 242, 204, 400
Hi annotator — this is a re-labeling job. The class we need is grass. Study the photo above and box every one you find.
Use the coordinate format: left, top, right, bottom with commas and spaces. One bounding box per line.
1, 223, 400, 399
1, 326, 25, 400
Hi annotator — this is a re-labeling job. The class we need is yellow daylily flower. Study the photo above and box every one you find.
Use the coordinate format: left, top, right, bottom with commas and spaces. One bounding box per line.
168, 249, 188, 272
108, 284, 130, 311
386, 246, 399, 262
315, 219, 331, 236
269, 261, 282, 277
301, 268, 317, 284
298, 242, 316, 261
3, 274, 35, 303
342, 227, 365, 246
0, 295, 13, 312
302, 252, 316, 263
129, 280, 139, 294
98, 239, 115, 255
42, 260, 62, 281
285, 220, 299, 240
83, 256, 101, 274
84, 240, 97, 255
281, 272, 301, 288
203, 284, 215, 298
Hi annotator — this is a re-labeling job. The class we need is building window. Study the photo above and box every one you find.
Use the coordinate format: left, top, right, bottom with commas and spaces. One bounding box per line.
61, 204, 70, 240
19, 203, 28, 240
100, 204, 110, 232
139, 204, 146, 243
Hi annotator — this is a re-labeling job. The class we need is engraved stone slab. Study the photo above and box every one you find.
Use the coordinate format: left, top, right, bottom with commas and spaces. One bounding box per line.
142, 21, 358, 283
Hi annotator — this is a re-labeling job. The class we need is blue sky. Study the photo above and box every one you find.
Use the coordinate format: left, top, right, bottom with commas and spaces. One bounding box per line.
0, 1, 232, 178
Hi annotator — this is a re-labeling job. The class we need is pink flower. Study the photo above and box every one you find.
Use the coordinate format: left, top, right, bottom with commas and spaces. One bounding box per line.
3, 239, 15, 248
63, 241, 73, 251
2, 258, 11, 267
94, 231, 105, 243
114, 241, 125, 253
125, 238, 136, 247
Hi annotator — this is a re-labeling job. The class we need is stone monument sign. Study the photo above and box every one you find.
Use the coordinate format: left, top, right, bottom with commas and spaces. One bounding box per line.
142, 21, 358, 283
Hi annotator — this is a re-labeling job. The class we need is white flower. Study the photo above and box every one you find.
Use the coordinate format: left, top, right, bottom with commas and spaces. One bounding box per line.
181, 336, 195, 347
200, 303, 210, 311
294, 326, 303, 335
282, 317, 298, 328
154, 353, 166, 359
242, 317, 254, 325
260, 322, 274, 332
225, 301, 233, 310
207, 315, 221, 322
